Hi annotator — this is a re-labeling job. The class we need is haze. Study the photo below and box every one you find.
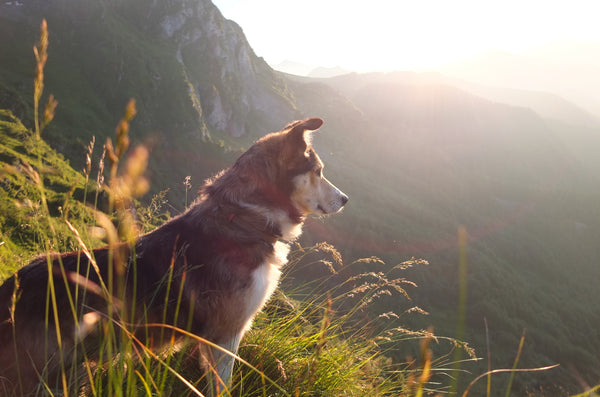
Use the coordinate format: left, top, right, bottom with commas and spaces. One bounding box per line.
213, 0, 600, 116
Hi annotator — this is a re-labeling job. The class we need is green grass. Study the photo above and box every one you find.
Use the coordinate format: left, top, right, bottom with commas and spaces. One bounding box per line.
0, 108, 98, 273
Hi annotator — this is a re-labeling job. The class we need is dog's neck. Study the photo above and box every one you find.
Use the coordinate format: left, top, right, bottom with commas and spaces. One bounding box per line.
214, 201, 304, 244
197, 165, 306, 243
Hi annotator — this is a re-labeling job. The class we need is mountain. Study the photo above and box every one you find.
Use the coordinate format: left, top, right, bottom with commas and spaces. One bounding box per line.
3, 0, 298, 141
442, 48, 600, 118
0, 0, 300, 205
326, 72, 600, 180
453, 80, 600, 127
273, 61, 351, 78
1, 1, 600, 394
273, 60, 316, 76
307, 66, 351, 78
320, 71, 599, 127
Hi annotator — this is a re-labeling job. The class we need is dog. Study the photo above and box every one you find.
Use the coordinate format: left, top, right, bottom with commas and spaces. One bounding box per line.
0, 117, 348, 395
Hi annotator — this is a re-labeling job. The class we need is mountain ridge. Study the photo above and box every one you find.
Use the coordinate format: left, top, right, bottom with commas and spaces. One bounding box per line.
442, 48, 600, 118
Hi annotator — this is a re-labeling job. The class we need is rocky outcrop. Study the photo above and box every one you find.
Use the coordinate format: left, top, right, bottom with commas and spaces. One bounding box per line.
0, 0, 298, 145
155, 0, 297, 139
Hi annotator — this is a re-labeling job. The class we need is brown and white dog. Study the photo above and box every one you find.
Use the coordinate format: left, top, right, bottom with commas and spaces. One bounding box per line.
0, 117, 347, 395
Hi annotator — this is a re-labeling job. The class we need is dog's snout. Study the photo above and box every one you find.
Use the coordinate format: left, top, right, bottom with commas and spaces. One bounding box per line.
340, 193, 349, 206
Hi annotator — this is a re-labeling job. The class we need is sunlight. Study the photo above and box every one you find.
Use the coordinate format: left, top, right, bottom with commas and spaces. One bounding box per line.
215, 0, 600, 71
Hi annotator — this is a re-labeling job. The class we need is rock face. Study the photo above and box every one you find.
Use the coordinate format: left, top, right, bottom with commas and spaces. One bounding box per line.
0, 0, 298, 145
152, 0, 297, 139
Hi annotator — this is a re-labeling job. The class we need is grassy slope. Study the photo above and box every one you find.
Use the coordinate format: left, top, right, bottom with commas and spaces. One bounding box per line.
0, 109, 97, 277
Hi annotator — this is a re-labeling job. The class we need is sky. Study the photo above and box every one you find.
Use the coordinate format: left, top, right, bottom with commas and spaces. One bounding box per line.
211, 0, 600, 72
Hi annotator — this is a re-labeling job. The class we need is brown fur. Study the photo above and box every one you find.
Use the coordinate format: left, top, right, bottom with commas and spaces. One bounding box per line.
0, 118, 347, 395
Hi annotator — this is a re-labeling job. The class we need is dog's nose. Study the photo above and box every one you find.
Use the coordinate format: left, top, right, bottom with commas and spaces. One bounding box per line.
341, 193, 349, 206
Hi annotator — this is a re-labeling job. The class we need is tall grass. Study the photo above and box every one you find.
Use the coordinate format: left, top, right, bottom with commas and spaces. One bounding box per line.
232, 248, 440, 396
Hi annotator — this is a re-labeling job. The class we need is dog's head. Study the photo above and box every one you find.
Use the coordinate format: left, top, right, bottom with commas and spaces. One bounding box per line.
276, 118, 348, 217
204, 118, 348, 227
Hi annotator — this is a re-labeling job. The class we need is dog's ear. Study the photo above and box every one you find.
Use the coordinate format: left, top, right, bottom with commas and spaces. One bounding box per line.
292, 117, 324, 132
284, 117, 324, 132
285, 117, 324, 153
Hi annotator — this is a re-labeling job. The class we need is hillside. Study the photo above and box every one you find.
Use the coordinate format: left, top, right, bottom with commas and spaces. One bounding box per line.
1, 0, 600, 395
293, 75, 600, 393
0, 109, 98, 277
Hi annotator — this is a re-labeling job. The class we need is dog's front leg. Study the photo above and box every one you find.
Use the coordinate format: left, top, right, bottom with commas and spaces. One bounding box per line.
207, 332, 242, 396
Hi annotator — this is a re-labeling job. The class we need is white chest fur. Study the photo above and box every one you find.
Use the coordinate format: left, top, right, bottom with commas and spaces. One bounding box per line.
211, 242, 289, 387
241, 241, 289, 331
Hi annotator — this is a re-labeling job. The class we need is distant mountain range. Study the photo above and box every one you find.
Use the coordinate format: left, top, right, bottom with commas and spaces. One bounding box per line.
1, 0, 599, 394
441, 46, 600, 118
275, 60, 351, 78
276, 44, 600, 121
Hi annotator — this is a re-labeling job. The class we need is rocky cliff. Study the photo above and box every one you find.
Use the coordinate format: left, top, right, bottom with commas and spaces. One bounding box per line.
0, 0, 298, 150
152, 0, 297, 139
